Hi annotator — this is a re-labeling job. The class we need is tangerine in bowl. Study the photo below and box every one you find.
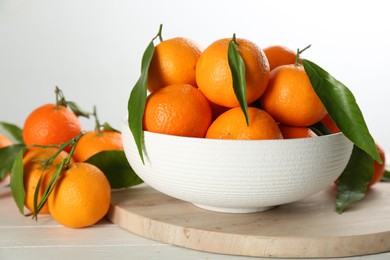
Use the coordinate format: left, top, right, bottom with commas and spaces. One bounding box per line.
121, 119, 353, 213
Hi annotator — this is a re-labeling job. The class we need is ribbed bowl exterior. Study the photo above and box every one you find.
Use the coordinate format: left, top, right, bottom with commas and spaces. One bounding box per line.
122, 120, 353, 213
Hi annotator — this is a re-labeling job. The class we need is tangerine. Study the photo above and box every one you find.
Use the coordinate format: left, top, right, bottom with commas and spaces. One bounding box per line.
147, 37, 201, 93
22, 104, 82, 149
23, 147, 69, 214
48, 162, 111, 228
73, 130, 123, 162
143, 84, 212, 138
196, 37, 270, 108
260, 64, 326, 126
263, 45, 296, 71
206, 107, 282, 140
279, 125, 317, 139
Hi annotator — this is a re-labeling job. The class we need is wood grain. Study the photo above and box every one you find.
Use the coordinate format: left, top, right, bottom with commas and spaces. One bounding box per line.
107, 183, 390, 258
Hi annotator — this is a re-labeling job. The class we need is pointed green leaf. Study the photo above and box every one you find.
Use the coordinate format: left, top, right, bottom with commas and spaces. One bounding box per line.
0, 144, 25, 180
102, 122, 119, 133
0, 122, 23, 144
66, 101, 90, 118
86, 150, 143, 189
10, 147, 27, 215
127, 41, 155, 163
336, 145, 373, 213
228, 38, 249, 125
302, 59, 380, 164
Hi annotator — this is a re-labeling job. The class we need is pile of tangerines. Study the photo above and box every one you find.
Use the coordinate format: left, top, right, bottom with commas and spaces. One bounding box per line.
143, 38, 328, 139
141, 36, 386, 187
0, 88, 123, 228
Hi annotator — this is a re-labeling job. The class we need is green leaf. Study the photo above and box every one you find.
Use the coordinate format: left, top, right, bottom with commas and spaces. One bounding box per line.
102, 122, 119, 132
302, 59, 381, 164
86, 150, 143, 189
0, 122, 23, 144
127, 41, 155, 164
66, 101, 90, 118
0, 144, 25, 180
228, 36, 249, 125
10, 147, 27, 215
336, 145, 373, 213
381, 170, 390, 182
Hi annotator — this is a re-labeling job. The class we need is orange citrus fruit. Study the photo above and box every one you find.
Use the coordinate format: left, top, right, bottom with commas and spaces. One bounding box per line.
143, 83, 212, 138
73, 130, 123, 162
196, 37, 270, 108
260, 64, 326, 126
279, 125, 317, 139
23, 104, 82, 149
206, 107, 283, 140
0, 134, 13, 148
263, 45, 296, 71
147, 37, 201, 93
23, 147, 69, 214
48, 162, 111, 228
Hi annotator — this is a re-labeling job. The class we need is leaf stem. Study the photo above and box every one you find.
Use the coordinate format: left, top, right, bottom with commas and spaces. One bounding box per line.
55, 86, 67, 109
232, 33, 238, 46
295, 44, 311, 65
155, 24, 164, 42
92, 106, 102, 136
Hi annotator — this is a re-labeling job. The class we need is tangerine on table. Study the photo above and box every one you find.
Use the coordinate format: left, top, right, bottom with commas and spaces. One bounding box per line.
196, 37, 270, 108
147, 37, 202, 93
143, 83, 212, 138
22, 104, 82, 150
260, 64, 327, 127
263, 45, 296, 71
23, 147, 69, 214
73, 130, 123, 162
206, 107, 283, 140
48, 162, 111, 228
278, 125, 317, 139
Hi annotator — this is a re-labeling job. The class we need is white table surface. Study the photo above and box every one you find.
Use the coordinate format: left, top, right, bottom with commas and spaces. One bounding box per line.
1, 180, 389, 260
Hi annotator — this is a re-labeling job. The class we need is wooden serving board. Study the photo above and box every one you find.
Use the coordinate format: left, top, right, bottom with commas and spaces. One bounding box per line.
107, 183, 390, 258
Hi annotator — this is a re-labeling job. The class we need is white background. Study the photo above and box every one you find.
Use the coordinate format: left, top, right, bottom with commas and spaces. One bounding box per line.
0, 0, 389, 153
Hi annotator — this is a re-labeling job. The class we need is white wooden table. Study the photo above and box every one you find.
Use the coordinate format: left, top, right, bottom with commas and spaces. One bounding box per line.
1, 181, 389, 260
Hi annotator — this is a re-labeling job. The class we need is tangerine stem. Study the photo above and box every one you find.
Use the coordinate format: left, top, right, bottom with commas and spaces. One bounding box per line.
295, 44, 312, 65
55, 86, 60, 110
232, 33, 239, 46
54, 86, 68, 109
155, 24, 163, 42
61, 131, 85, 169
92, 106, 102, 136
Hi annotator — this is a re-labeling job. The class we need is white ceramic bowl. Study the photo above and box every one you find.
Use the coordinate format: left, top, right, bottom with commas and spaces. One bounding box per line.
121, 119, 353, 213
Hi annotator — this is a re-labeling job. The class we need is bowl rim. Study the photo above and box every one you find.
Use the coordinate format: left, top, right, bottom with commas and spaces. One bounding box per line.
122, 118, 345, 144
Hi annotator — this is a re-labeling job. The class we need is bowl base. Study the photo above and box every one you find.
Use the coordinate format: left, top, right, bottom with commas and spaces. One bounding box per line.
193, 203, 275, 213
